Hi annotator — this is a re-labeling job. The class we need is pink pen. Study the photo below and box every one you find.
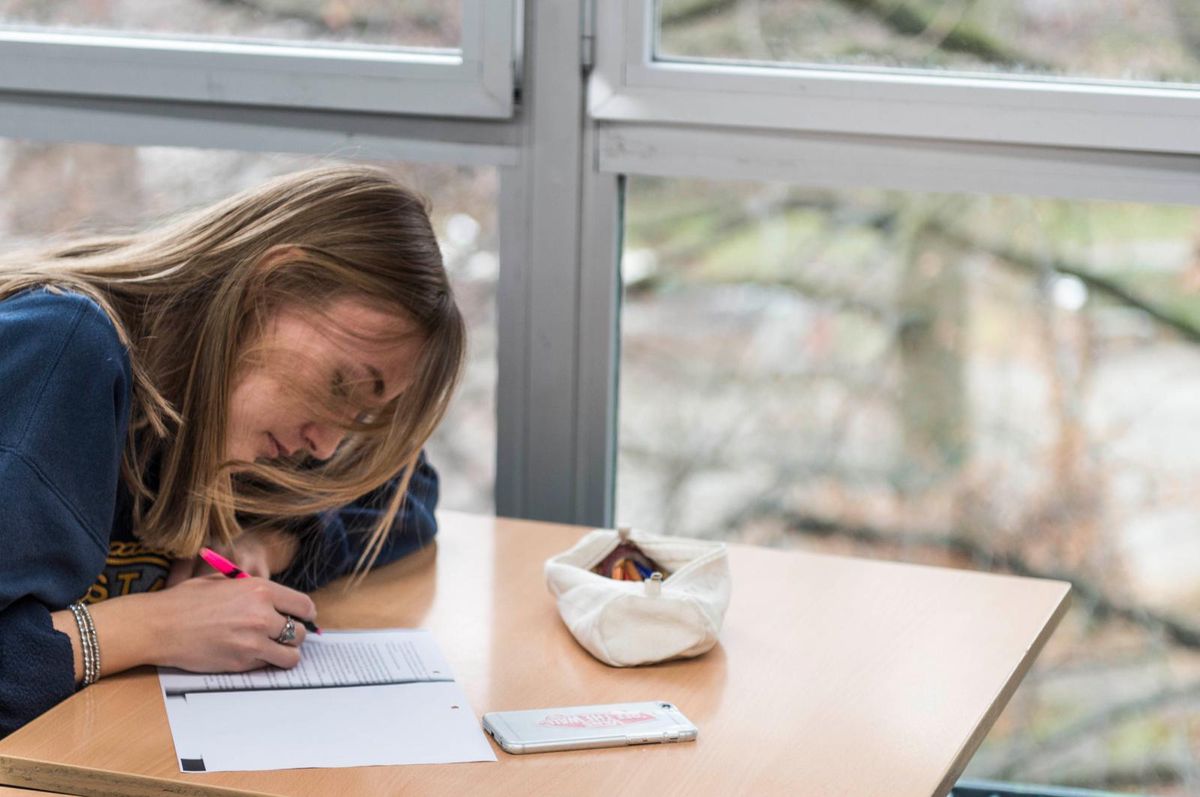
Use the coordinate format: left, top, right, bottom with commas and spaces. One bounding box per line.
199, 546, 321, 634
199, 546, 250, 579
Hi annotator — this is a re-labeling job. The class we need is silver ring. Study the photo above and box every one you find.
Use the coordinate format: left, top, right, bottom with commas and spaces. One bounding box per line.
274, 615, 297, 645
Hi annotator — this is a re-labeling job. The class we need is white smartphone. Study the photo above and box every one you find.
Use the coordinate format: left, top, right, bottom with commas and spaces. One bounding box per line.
482, 701, 698, 754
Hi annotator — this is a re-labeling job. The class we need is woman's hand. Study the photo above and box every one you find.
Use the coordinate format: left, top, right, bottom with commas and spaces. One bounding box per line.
54, 574, 317, 684
167, 528, 300, 586
141, 574, 317, 672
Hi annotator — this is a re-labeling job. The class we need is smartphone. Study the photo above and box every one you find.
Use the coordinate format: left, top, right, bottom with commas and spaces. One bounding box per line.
482, 701, 698, 754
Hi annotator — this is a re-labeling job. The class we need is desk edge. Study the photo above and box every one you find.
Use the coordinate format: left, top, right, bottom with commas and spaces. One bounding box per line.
934, 581, 1074, 797
0, 753, 278, 797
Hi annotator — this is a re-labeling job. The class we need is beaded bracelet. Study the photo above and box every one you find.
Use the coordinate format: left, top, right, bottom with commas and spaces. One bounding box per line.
68, 601, 100, 686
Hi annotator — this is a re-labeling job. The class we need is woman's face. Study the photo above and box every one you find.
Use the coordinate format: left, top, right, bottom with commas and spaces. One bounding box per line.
225, 297, 421, 464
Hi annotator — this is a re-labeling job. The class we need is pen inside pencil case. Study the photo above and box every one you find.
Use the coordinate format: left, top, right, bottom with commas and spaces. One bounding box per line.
590, 541, 669, 582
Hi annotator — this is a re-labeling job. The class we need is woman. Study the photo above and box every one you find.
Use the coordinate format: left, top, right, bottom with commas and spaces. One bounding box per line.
0, 164, 465, 737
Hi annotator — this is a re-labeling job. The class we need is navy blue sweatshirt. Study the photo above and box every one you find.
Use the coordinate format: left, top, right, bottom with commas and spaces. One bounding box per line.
0, 289, 439, 737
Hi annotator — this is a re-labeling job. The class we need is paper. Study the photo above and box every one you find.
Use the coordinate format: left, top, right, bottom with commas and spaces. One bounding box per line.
158, 629, 496, 772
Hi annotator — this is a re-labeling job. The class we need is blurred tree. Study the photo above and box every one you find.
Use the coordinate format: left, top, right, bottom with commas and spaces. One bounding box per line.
894, 197, 969, 491
2, 142, 143, 237
1171, 0, 1200, 58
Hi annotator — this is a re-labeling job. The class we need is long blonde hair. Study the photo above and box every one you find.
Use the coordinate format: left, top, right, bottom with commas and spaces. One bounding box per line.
0, 164, 466, 575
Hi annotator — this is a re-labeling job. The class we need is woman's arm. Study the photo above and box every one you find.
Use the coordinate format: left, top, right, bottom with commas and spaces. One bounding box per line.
0, 291, 131, 736
47, 578, 318, 685
273, 450, 441, 593
50, 599, 154, 685
170, 452, 438, 588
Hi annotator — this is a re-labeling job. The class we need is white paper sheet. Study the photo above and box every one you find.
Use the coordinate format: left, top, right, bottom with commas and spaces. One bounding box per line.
158, 629, 496, 772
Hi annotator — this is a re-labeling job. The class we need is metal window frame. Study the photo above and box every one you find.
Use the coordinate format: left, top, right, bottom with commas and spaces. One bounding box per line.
495, 0, 622, 526
597, 123, 1200, 206
0, 92, 520, 165
0, 0, 518, 117
589, 0, 1200, 155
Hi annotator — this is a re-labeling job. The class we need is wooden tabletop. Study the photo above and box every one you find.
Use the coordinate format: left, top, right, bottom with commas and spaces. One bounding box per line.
0, 511, 1069, 797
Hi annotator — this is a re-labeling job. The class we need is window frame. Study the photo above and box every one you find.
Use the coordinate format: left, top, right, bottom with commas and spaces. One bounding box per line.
0, 0, 518, 118
589, 0, 1200, 155
596, 123, 1200, 206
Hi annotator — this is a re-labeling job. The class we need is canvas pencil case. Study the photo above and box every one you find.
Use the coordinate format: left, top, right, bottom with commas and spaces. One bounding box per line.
544, 526, 731, 667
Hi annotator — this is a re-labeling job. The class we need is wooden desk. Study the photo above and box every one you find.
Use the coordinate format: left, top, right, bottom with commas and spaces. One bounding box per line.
0, 512, 1069, 797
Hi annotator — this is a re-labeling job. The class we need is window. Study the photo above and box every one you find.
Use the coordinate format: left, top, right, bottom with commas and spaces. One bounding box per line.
595, 6, 1200, 789
591, 0, 1200, 153
656, 0, 1200, 86
0, 0, 517, 116
618, 174, 1200, 789
0, 0, 462, 48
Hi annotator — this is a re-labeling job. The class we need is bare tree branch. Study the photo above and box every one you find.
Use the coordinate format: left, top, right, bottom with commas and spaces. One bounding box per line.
660, 0, 1050, 69
638, 192, 1200, 360
207, 0, 368, 36
660, 0, 739, 29
966, 760, 1187, 793
990, 679, 1200, 779
1057, 761, 1186, 793
930, 221, 1200, 345
725, 501, 1200, 651
835, 0, 1050, 69
699, 274, 894, 322
204, 0, 448, 40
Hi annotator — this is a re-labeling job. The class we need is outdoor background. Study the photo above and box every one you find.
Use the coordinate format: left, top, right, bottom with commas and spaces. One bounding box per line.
2, 0, 1200, 793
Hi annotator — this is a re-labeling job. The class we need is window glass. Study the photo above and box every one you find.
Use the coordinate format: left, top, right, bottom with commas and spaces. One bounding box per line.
0, 0, 460, 49
0, 141, 495, 513
657, 0, 1200, 86
619, 174, 1200, 791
